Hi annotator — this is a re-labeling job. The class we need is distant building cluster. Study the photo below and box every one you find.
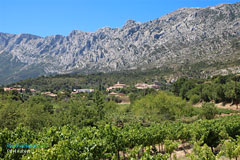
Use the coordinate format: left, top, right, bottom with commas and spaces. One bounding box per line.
3, 87, 37, 93
106, 81, 160, 91
135, 82, 159, 89
4, 87, 57, 97
106, 82, 127, 91
3, 86, 96, 97
3, 80, 161, 98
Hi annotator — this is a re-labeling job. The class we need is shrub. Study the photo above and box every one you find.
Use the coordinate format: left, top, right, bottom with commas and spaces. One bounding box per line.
190, 95, 200, 104
132, 91, 193, 121
201, 103, 218, 120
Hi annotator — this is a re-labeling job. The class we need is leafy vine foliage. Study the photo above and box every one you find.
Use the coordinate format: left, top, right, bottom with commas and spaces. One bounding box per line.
0, 115, 239, 159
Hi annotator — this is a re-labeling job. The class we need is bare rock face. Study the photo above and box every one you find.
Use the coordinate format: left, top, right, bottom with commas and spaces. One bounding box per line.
0, 2, 240, 84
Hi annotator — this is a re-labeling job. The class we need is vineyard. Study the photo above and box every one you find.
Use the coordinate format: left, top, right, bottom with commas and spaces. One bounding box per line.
0, 115, 239, 160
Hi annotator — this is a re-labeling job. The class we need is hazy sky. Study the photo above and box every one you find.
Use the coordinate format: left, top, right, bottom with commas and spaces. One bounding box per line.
0, 0, 239, 37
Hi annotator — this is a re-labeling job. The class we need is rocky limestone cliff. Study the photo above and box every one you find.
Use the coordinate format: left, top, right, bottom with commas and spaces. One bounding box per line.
0, 2, 240, 84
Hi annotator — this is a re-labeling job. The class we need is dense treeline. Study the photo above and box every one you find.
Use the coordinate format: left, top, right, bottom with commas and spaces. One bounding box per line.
172, 74, 240, 107
0, 90, 115, 130
0, 88, 237, 131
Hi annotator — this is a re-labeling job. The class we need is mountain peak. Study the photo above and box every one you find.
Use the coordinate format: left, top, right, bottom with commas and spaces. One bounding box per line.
68, 30, 89, 37
123, 19, 140, 27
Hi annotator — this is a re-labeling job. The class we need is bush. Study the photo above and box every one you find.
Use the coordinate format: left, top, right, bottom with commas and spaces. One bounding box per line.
190, 95, 200, 104
201, 103, 218, 120
132, 91, 193, 121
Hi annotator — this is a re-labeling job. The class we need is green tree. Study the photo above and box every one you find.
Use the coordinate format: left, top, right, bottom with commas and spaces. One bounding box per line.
201, 84, 216, 102
0, 102, 21, 129
0, 88, 4, 94
224, 81, 236, 103
93, 91, 105, 120
214, 75, 228, 84
25, 88, 32, 95
215, 85, 225, 103
10, 90, 21, 101
132, 91, 193, 121
20, 103, 53, 130
172, 78, 187, 96
44, 103, 54, 114
190, 94, 200, 104
179, 80, 196, 100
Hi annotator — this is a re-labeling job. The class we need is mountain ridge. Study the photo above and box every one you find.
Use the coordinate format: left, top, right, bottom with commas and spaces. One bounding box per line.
0, 2, 240, 84
1, 2, 237, 37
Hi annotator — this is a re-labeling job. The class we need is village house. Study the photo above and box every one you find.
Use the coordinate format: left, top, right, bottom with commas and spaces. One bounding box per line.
30, 89, 38, 93
3, 88, 13, 92
72, 89, 95, 94
106, 82, 127, 91
4, 87, 38, 94
4, 87, 26, 93
135, 82, 159, 89
135, 83, 149, 89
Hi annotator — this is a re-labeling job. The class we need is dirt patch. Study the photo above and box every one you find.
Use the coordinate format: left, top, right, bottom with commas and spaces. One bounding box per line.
194, 102, 240, 111
215, 102, 240, 111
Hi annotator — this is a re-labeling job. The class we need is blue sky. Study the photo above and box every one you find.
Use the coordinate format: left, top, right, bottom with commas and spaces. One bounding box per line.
0, 0, 239, 37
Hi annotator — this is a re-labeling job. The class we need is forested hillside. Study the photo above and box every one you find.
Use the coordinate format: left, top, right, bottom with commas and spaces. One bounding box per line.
7, 68, 171, 92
